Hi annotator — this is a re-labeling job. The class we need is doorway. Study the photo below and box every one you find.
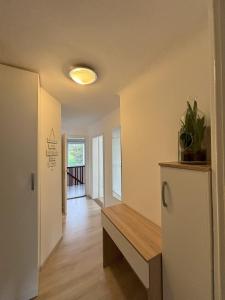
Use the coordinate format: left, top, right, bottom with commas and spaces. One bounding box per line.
92, 135, 104, 205
67, 138, 86, 199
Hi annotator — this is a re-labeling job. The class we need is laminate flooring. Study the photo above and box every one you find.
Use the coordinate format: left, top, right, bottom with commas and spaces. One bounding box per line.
37, 198, 146, 300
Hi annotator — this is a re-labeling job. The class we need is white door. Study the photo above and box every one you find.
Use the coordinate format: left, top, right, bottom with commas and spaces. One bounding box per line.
98, 135, 104, 202
92, 136, 99, 200
62, 134, 67, 215
92, 135, 104, 203
160, 166, 213, 300
0, 64, 38, 300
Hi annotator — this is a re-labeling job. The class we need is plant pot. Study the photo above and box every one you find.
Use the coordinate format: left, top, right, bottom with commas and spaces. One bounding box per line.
180, 149, 207, 164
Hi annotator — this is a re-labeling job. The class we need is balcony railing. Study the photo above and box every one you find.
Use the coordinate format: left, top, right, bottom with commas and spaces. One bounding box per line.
67, 165, 85, 186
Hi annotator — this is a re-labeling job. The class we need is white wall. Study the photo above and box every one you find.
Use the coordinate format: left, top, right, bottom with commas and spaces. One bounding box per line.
120, 27, 211, 226
38, 88, 62, 266
88, 108, 121, 207
62, 126, 88, 137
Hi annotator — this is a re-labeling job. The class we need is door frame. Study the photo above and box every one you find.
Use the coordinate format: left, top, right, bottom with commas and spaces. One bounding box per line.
208, 0, 225, 298
62, 134, 67, 215
91, 133, 105, 206
66, 135, 88, 199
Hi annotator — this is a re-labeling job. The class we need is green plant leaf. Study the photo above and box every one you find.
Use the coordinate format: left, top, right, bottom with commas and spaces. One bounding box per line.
180, 100, 206, 153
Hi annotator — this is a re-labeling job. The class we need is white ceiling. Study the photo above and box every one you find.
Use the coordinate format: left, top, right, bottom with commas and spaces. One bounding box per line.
0, 0, 207, 130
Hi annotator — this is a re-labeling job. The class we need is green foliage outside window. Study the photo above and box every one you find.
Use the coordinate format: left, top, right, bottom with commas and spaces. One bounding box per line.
68, 143, 85, 167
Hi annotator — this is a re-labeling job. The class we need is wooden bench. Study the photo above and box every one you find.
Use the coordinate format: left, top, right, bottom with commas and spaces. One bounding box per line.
101, 204, 162, 300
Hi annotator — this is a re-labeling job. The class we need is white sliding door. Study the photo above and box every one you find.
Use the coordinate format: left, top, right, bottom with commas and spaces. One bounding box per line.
0, 64, 38, 300
92, 135, 104, 203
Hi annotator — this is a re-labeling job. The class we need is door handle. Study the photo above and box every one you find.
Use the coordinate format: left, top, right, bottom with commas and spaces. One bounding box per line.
161, 181, 168, 207
31, 173, 35, 191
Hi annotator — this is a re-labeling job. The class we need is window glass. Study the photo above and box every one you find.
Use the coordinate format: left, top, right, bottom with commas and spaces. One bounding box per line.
68, 142, 85, 167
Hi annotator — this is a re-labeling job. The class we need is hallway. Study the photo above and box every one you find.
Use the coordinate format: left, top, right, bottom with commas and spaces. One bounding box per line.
38, 198, 146, 300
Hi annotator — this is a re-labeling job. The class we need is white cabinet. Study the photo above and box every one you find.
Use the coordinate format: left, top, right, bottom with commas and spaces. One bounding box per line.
0, 64, 39, 300
160, 163, 213, 300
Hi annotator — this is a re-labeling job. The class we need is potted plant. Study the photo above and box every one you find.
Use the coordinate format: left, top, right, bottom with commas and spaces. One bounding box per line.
179, 100, 207, 163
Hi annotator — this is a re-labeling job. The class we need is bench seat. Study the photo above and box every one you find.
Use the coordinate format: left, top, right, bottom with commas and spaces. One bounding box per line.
101, 204, 162, 300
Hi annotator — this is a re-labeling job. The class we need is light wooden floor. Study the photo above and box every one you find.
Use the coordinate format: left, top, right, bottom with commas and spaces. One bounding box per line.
67, 184, 86, 199
37, 198, 146, 300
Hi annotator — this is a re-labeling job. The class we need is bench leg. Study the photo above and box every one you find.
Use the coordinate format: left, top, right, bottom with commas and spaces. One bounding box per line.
103, 228, 123, 268
147, 255, 162, 300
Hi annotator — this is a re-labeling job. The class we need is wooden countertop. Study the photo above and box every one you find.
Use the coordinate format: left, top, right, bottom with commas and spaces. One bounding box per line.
102, 204, 161, 262
159, 161, 211, 172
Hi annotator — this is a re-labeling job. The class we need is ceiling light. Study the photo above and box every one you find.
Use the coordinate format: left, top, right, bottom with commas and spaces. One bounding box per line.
69, 66, 97, 85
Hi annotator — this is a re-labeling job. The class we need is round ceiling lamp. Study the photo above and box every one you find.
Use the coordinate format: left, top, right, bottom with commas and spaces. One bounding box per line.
69, 66, 97, 85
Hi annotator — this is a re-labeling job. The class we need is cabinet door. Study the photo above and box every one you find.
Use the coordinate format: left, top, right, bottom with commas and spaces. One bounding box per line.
0, 64, 38, 300
161, 167, 213, 300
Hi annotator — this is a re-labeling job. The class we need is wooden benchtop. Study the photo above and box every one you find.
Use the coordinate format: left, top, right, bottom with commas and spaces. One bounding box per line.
102, 204, 162, 262
159, 161, 211, 172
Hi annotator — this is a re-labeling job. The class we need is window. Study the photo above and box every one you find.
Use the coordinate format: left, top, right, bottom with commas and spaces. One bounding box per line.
67, 139, 85, 167
112, 128, 122, 200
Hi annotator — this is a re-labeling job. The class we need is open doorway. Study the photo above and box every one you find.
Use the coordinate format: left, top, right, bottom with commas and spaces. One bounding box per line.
67, 138, 86, 199
92, 135, 104, 206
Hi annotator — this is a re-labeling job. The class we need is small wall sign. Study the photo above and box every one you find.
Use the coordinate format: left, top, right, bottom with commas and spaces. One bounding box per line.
46, 128, 58, 169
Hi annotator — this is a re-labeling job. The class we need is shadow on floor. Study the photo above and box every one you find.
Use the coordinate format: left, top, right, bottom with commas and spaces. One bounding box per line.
103, 257, 147, 300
